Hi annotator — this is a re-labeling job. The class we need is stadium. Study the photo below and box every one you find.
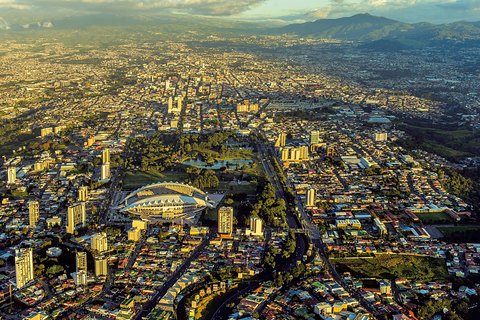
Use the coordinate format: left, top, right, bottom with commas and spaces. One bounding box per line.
120, 182, 215, 224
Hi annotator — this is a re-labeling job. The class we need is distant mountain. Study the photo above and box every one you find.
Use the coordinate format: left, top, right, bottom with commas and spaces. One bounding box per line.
274, 13, 480, 43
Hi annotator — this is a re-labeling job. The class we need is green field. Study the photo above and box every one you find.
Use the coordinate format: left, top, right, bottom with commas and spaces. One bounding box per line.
332, 254, 449, 281
418, 211, 453, 224
123, 171, 187, 189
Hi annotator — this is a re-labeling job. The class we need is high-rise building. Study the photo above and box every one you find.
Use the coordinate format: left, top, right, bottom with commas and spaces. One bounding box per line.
7, 166, 16, 184
218, 207, 234, 236
247, 217, 263, 237
15, 247, 34, 289
76, 251, 87, 273
275, 132, 287, 148
307, 188, 316, 207
28, 200, 40, 228
310, 131, 320, 145
91, 232, 108, 253
73, 270, 87, 286
102, 148, 110, 164
379, 280, 392, 295
94, 256, 108, 277
78, 186, 89, 202
66, 203, 86, 234
101, 163, 111, 180
132, 219, 148, 231
167, 96, 173, 113
326, 146, 335, 158
281, 146, 309, 163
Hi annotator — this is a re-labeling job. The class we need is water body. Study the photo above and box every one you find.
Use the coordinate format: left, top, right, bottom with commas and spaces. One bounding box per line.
182, 159, 253, 170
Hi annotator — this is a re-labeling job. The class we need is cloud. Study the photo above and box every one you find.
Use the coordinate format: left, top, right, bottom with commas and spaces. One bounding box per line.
2, 0, 267, 16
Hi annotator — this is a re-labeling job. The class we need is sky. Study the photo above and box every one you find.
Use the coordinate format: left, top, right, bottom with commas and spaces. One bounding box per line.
0, 0, 479, 24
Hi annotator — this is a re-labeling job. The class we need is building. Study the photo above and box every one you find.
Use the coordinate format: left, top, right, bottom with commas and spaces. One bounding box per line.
121, 182, 214, 224
128, 228, 142, 242
66, 203, 86, 234
46, 216, 61, 229
73, 270, 87, 286
132, 219, 148, 231
78, 186, 89, 202
274, 132, 287, 148
236, 100, 259, 113
7, 166, 16, 184
379, 280, 392, 295
40, 127, 53, 137
28, 200, 40, 228
15, 247, 34, 289
246, 217, 263, 237
306, 188, 316, 207
94, 256, 108, 277
91, 232, 108, 253
101, 163, 111, 180
102, 148, 110, 164
326, 145, 335, 158
218, 206, 234, 237
281, 145, 309, 163
76, 251, 88, 273
374, 133, 388, 142
310, 131, 320, 145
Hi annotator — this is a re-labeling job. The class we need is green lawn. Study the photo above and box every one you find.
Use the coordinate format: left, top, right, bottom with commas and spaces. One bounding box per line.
123, 171, 187, 189
332, 254, 449, 282
418, 211, 453, 224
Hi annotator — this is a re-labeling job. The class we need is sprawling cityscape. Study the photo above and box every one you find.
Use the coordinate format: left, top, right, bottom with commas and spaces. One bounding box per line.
1, 1, 480, 319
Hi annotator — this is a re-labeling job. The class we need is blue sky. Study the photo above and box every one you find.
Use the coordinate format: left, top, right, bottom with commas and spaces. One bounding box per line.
0, 0, 479, 23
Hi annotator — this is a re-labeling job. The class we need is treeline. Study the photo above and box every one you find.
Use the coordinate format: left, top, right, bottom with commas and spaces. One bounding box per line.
185, 168, 219, 190
251, 180, 288, 228
264, 230, 297, 270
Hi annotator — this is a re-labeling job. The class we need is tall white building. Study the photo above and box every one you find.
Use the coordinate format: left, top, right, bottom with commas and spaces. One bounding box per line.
15, 247, 34, 289
7, 166, 16, 184
374, 133, 388, 142
28, 200, 40, 228
101, 163, 111, 180
247, 217, 264, 237
67, 203, 86, 234
91, 232, 108, 253
306, 188, 316, 207
102, 148, 110, 164
73, 270, 87, 286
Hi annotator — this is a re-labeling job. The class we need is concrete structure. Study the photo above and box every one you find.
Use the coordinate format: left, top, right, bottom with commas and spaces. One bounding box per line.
91, 232, 108, 253
246, 217, 263, 237
94, 256, 108, 277
78, 186, 89, 202
28, 200, 40, 228
121, 182, 214, 224
67, 203, 86, 234
76, 251, 88, 273
307, 188, 316, 207
275, 132, 287, 148
310, 130, 320, 145
218, 206, 234, 236
7, 166, 16, 184
15, 247, 34, 289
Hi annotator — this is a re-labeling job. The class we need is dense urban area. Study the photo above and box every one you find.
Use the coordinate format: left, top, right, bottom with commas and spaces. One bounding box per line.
1, 27, 480, 320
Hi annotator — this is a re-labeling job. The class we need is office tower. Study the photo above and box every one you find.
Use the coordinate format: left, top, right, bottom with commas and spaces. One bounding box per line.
307, 188, 316, 207
76, 251, 88, 273
74, 270, 87, 286
7, 166, 16, 184
78, 186, 89, 202
177, 96, 183, 112
91, 232, 108, 253
248, 217, 264, 237
28, 200, 40, 228
374, 133, 388, 142
102, 148, 110, 164
275, 132, 287, 148
101, 163, 111, 180
218, 206, 234, 236
15, 248, 34, 289
66, 203, 86, 234
310, 131, 320, 145
165, 79, 170, 90
94, 256, 108, 277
